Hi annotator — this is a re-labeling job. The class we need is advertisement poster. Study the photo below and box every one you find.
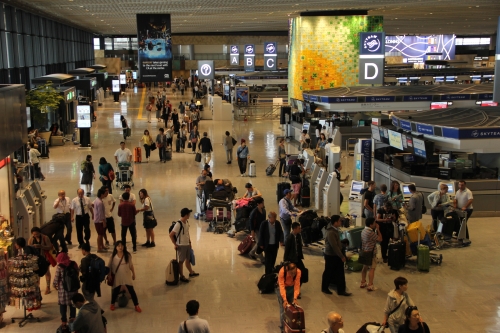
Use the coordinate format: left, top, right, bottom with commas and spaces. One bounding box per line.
77, 105, 91, 128
112, 80, 120, 93
235, 87, 249, 104
385, 35, 456, 63
136, 14, 173, 82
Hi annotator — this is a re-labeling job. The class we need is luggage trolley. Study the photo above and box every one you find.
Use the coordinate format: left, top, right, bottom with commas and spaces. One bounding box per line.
400, 223, 443, 266
115, 162, 134, 189
208, 206, 231, 234
434, 208, 471, 249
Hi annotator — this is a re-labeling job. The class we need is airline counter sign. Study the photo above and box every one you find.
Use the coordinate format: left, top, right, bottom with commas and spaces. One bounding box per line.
359, 32, 385, 85
244, 44, 255, 72
230, 45, 239, 66
264, 42, 278, 70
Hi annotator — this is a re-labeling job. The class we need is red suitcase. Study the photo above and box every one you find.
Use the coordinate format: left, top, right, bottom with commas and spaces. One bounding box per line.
283, 304, 305, 333
134, 147, 142, 163
238, 235, 255, 254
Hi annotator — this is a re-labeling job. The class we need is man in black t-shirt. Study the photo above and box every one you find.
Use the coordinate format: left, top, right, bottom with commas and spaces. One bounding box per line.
363, 181, 376, 219
376, 202, 399, 262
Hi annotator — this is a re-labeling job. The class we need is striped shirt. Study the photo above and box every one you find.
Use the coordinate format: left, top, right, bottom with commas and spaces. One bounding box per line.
361, 227, 378, 252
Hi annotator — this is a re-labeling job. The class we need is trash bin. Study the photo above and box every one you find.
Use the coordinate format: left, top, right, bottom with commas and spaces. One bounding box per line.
67, 120, 77, 136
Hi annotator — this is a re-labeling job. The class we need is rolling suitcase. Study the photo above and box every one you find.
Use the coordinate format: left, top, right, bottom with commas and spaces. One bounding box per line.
283, 303, 305, 333
195, 152, 202, 162
165, 149, 172, 161
165, 256, 179, 285
417, 244, 430, 271
37, 138, 49, 158
258, 273, 277, 294
248, 162, 256, 177
125, 127, 131, 137
266, 161, 278, 176
238, 235, 255, 254
176, 138, 181, 152
388, 240, 406, 270
134, 147, 142, 163
300, 186, 310, 207
277, 182, 291, 203
234, 218, 248, 233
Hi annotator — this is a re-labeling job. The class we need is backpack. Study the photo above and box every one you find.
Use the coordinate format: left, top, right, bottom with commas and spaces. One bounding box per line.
63, 261, 81, 292
168, 221, 184, 243
80, 161, 88, 172
89, 255, 107, 284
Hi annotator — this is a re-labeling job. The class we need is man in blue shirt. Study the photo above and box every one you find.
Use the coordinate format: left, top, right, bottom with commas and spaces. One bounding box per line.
279, 189, 301, 241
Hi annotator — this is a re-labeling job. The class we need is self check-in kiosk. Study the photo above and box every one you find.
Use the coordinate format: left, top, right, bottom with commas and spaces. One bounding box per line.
401, 183, 415, 203
31, 180, 47, 224
23, 187, 41, 228
302, 149, 315, 172
17, 193, 34, 240
314, 168, 328, 211
348, 180, 365, 226
309, 164, 321, 205
323, 172, 340, 216
328, 145, 341, 174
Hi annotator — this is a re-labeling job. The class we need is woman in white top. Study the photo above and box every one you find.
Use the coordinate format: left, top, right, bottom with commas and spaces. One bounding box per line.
107, 241, 141, 312
137, 189, 156, 247
29, 146, 45, 180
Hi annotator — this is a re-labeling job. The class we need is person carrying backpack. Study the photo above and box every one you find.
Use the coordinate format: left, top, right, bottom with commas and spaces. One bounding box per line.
53, 252, 80, 330
80, 243, 106, 301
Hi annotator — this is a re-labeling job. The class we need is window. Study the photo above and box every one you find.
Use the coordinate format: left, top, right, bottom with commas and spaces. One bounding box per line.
104, 38, 113, 50
130, 37, 138, 50
93, 38, 100, 50
455, 37, 490, 46
113, 37, 129, 50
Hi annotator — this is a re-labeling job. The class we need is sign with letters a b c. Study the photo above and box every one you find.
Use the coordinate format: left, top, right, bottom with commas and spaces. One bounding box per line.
230, 45, 239, 66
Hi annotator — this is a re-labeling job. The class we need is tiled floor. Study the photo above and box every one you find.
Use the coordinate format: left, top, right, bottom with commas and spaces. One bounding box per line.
4, 87, 500, 333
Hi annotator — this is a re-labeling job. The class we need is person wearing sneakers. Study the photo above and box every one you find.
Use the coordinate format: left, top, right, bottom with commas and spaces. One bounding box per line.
107, 241, 141, 313
169, 208, 200, 283
360, 217, 382, 292
236, 139, 250, 176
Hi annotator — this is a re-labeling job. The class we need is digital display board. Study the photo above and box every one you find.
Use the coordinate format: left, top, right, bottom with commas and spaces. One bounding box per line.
77, 105, 91, 128
412, 138, 426, 158
119, 74, 126, 84
388, 130, 403, 150
132, 71, 137, 80
371, 124, 381, 141
385, 34, 456, 63
430, 102, 448, 110
112, 80, 120, 93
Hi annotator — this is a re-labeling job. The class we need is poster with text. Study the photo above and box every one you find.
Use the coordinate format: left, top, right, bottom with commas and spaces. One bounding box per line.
136, 14, 173, 82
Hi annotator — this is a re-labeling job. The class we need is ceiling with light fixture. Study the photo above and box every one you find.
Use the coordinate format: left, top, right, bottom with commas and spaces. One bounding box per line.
5, 0, 500, 36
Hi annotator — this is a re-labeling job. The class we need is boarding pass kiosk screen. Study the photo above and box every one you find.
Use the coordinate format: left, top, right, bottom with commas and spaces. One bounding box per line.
402, 183, 415, 199
325, 175, 333, 186
22, 196, 29, 207
350, 181, 364, 197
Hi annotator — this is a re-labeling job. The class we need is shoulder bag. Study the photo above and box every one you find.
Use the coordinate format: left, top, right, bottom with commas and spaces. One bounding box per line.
106, 255, 124, 286
384, 296, 406, 327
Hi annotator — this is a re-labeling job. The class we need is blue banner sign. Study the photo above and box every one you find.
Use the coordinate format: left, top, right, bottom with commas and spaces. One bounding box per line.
361, 139, 372, 182
403, 95, 433, 102
416, 123, 434, 135
459, 128, 500, 139
478, 93, 493, 100
366, 96, 396, 102
392, 118, 399, 127
308, 95, 318, 102
440, 94, 470, 101
399, 120, 412, 131
326, 97, 358, 103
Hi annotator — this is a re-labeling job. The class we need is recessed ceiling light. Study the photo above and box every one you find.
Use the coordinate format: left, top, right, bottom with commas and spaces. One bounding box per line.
79, 5, 83, 7
101, 20, 104, 21
429, 13, 433, 14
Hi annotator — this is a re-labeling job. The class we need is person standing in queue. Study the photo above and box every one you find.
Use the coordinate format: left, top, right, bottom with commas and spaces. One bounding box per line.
278, 139, 287, 177
376, 202, 399, 263
70, 189, 93, 249
248, 197, 266, 262
363, 181, 376, 219
454, 180, 473, 239
224, 131, 235, 164
137, 189, 156, 248
257, 212, 284, 275
334, 162, 349, 207
283, 222, 307, 287
53, 190, 72, 245
360, 217, 382, 291
279, 189, 301, 242
321, 215, 351, 296
407, 184, 423, 223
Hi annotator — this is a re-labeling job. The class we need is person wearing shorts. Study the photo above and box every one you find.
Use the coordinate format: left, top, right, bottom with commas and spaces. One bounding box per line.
99, 186, 116, 246
289, 159, 304, 206
169, 208, 199, 283
360, 217, 382, 292
93, 188, 107, 253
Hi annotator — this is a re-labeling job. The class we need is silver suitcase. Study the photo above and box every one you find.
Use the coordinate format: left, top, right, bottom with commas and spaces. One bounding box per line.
248, 163, 256, 177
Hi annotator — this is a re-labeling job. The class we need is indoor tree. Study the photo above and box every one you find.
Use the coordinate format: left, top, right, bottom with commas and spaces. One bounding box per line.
26, 81, 64, 129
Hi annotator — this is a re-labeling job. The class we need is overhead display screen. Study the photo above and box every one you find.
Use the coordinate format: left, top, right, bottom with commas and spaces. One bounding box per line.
112, 80, 120, 93
388, 130, 403, 150
385, 35, 456, 63
430, 102, 448, 110
371, 124, 381, 141
413, 138, 426, 158
119, 74, 126, 84
77, 105, 91, 128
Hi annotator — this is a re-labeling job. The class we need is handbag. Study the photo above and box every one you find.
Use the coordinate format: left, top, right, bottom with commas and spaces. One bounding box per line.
190, 249, 196, 266
191, 137, 198, 143
150, 142, 157, 151
187, 142, 192, 148
231, 137, 237, 146
106, 255, 124, 287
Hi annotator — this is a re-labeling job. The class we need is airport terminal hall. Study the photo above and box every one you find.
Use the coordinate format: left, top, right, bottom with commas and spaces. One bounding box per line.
2, 0, 500, 332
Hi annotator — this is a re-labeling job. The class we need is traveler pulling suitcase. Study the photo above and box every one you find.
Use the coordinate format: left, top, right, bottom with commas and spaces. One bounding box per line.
134, 147, 142, 163
238, 235, 255, 254
258, 273, 277, 294
266, 160, 279, 176
248, 161, 256, 177
283, 303, 306, 333
277, 182, 291, 203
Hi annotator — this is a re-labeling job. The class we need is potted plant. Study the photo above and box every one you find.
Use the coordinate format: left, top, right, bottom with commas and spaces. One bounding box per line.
26, 81, 64, 129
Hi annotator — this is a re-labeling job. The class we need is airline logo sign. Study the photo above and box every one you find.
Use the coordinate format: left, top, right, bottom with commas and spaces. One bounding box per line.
198, 60, 214, 80
230, 45, 239, 65
244, 44, 255, 72
264, 42, 278, 70
359, 32, 385, 85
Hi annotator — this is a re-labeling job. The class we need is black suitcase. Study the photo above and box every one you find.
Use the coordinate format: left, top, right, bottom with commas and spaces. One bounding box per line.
37, 138, 49, 158
195, 152, 202, 163
277, 182, 291, 203
443, 212, 460, 236
176, 138, 181, 152
165, 149, 172, 161
266, 161, 278, 176
388, 240, 406, 270
234, 218, 248, 232
258, 273, 278, 294
299, 210, 317, 228
300, 186, 310, 207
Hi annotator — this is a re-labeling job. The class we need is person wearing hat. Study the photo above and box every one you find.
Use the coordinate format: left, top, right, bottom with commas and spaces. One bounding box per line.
242, 183, 262, 199
236, 139, 250, 176
169, 208, 199, 283
279, 189, 302, 242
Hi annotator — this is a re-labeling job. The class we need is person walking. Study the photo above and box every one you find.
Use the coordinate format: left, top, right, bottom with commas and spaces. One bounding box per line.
169, 208, 200, 283
223, 131, 235, 164
146, 100, 153, 123
81, 155, 95, 197
179, 101, 185, 118
114, 142, 132, 164
180, 81, 185, 96
388, 181, 404, 210
407, 184, 423, 223
248, 197, 266, 262
140, 130, 154, 162
120, 116, 129, 140
178, 124, 188, 153
70, 189, 93, 249
198, 132, 213, 164
279, 189, 301, 242
278, 139, 287, 177
321, 215, 351, 296
138, 189, 156, 247
107, 241, 142, 313
360, 217, 382, 292
98, 158, 114, 194
53, 252, 78, 330
79, 243, 101, 301
93, 188, 107, 253
69, 293, 106, 333
155, 128, 167, 163
100, 186, 116, 246
189, 125, 200, 154
172, 109, 180, 134
53, 190, 72, 245
118, 192, 138, 253
29, 145, 45, 180
178, 300, 211, 333
236, 139, 250, 176
28, 227, 54, 295
398, 306, 430, 333
257, 212, 284, 275
276, 262, 301, 332
382, 277, 415, 333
